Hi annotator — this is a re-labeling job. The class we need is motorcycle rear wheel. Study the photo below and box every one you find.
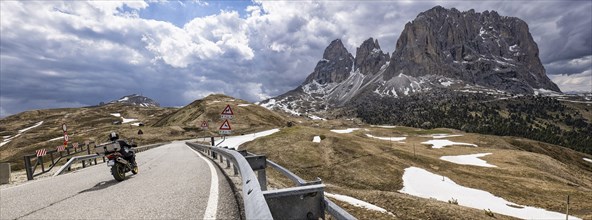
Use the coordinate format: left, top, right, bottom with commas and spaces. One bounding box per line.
111, 163, 126, 181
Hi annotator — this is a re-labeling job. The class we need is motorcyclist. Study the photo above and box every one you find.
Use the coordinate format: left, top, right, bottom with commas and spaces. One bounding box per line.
108, 132, 137, 168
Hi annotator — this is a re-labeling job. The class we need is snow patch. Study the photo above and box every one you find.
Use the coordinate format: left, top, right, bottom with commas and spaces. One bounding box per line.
309, 115, 326, 121
214, 129, 280, 149
325, 193, 394, 216
421, 139, 477, 149
366, 134, 406, 142
312, 136, 321, 143
47, 136, 64, 142
430, 134, 463, 139
440, 153, 497, 167
238, 104, 251, 107
583, 158, 592, 163
440, 81, 453, 87
373, 125, 396, 128
1, 121, 44, 147
330, 128, 359, 134
399, 167, 580, 220
111, 113, 138, 123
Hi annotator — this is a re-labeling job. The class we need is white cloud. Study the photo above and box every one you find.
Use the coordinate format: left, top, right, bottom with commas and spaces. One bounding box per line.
0, 0, 590, 116
549, 70, 592, 93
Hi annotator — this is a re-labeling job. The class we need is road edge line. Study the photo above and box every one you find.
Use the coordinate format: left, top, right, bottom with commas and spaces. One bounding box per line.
187, 145, 218, 219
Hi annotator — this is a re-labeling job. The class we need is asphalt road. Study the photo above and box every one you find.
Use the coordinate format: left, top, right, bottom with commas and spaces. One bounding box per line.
0, 141, 239, 219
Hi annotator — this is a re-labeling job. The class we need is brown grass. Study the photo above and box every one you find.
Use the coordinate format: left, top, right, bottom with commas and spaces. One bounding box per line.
243, 125, 592, 219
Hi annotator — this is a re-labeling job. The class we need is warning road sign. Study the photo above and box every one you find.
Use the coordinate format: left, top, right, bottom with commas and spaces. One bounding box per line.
57, 145, 65, 152
219, 119, 232, 135
201, 121, 209, 129
219, 119, 232, 130
221, 105, 234, 119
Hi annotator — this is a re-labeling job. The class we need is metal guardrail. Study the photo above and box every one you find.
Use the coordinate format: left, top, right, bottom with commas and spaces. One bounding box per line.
186, 142, 356, 220
52, 154, 101, 177
23, 141, 97, 180
265, 157, 356, 220
51, 142, 168, 177
187, 142, 274, 219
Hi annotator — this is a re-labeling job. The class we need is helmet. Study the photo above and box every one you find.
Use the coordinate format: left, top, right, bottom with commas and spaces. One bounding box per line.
109, 132, 119, 141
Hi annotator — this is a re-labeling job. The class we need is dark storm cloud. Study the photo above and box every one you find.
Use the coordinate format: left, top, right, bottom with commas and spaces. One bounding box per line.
1, 1, 591, 117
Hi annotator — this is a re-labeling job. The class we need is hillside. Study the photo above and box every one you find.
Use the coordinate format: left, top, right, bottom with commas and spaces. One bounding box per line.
243, 123, 592, 219
0, 94, 290, 171
154, 94, 288, 134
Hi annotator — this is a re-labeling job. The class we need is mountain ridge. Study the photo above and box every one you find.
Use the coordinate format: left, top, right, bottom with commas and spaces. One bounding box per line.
261, 6, 562, 116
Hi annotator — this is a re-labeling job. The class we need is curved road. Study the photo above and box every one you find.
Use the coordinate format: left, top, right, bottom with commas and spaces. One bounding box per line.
0, 141, 239, 219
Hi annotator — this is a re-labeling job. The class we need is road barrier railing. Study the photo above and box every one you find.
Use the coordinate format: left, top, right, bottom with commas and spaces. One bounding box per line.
23, 141, 97, 180
51, 142, 168, 177
186, 142, 356, 220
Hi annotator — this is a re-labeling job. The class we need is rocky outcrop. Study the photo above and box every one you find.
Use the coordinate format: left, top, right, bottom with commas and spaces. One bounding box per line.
261, 6, 562, 116
303, 39, 354, 84
354, 38, 390, 75
385, 6, 560, 93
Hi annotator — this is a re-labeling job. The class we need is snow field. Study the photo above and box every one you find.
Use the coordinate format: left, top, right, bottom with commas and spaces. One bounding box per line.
399, 167, 580, 220
440, 153, 497, 167
325, 193, 394, 216
421, 139, 477, 149
238, 104, 251, 107
214, 129, 280, 149
584, 158, 592, 163
431, 134, 463, 139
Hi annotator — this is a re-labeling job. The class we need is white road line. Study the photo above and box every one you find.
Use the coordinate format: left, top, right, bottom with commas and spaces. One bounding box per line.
187, 145, 218, 219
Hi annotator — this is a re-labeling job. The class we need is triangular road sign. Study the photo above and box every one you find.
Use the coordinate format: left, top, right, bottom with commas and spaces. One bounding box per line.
201, 121, 209, 128
219, 119, 232, 130
221, 105, 234, 115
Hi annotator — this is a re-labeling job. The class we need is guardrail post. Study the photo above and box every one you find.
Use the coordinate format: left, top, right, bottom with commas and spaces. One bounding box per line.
263, 184, 325, 219
24, 156, 33, 180
40, 156, 45, 172
50, 153, 55, 167
233, 164, 238, 176
246, 155, 267, 191
210, 137, 215, 146
226, 158, 230, 168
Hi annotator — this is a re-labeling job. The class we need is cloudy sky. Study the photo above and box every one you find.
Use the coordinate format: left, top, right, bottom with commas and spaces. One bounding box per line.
1, 0, 591, 117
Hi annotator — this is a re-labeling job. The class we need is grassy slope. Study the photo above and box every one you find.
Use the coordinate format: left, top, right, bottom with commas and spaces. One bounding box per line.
0, 94, 288, 170
244, 125, 592, 219
153, 94, 287, 134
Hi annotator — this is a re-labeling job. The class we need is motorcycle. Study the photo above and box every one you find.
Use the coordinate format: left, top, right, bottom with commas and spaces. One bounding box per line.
95, 141, 138, 181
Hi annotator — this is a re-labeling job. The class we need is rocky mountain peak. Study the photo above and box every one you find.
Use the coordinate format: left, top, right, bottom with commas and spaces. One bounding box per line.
303, 39, 354, 85
355, 38, 390, 74
107, 94, 160, 107
386, 6, 560, 93
322, 39, 351, 61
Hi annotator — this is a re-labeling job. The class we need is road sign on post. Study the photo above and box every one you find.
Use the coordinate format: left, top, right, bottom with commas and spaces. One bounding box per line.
219, 119, 232, 135
62, 124, 67, 132
201, 121, 209, 130
221, 105, 234, 119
